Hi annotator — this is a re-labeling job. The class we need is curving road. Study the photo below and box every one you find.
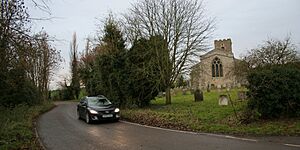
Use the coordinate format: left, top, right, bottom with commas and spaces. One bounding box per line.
37, 102, 300, 150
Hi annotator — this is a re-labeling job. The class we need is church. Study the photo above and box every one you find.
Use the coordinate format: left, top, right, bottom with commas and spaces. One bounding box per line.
190, 38, 242, 90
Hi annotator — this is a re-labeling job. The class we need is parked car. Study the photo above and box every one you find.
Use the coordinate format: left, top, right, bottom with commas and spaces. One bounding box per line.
77, 95, 120, 124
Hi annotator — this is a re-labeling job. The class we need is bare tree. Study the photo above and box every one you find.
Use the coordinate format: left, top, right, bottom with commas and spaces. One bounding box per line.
244, 36, 299, 68
124, 0, 215, 104
0, 0, 31, 70
1, 0, 61, 104
30, 0, 51, 14
29, 32, 62, 100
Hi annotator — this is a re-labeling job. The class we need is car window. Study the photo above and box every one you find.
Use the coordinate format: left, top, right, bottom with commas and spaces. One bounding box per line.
87, 97, 112, 107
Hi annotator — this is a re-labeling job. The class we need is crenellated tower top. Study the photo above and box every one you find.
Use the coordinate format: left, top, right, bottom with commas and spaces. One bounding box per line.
214, 38, 232, 52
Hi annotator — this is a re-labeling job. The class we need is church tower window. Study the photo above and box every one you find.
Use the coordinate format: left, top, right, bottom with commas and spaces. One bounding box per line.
212, 57, 223, 77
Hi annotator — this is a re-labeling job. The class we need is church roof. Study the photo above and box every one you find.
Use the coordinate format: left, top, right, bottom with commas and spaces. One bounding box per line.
200, 48, 234, 60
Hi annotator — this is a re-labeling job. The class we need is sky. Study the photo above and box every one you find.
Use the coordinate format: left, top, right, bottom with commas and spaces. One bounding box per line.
27, 0, 300, 90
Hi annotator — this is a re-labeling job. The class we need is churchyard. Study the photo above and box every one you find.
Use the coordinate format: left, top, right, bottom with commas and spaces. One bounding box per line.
121, 88, 300, 136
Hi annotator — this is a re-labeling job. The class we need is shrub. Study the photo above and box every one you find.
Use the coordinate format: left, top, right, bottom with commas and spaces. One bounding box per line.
0, 69, 41, 107
247, 64, 300, 119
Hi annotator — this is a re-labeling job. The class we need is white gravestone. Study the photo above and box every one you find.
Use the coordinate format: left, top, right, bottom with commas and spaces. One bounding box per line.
219, 95, 228, 106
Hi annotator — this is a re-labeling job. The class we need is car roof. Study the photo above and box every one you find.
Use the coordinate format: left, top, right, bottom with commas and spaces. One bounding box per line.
85, 95, 107, 99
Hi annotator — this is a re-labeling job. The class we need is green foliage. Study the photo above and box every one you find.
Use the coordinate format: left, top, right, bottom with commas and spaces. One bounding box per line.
93, 53, 127, 105
49, 87, 81, 101
125, 36, 166, 107
84, 16, 127, 106
102, 16, 126, 53
61, 87, 74, 101
79, 17, 168, 108
0, 102, 54, 149
247, 64, 300, 119
0, 68, 40, 106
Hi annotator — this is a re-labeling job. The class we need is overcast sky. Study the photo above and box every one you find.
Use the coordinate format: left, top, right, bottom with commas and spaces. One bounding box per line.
27, 0, 300, 89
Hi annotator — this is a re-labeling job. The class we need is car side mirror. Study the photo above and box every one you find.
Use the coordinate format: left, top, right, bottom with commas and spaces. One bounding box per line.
81, 102, 87, 107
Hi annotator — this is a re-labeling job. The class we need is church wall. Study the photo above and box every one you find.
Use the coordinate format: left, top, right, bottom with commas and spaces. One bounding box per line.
193, 38, 239, 90
199, 54, 236, 89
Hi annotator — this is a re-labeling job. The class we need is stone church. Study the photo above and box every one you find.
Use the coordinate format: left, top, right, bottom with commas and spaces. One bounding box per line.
190, 38, 242, 90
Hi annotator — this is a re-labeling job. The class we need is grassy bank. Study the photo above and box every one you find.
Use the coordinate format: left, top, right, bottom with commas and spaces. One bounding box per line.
122, 89, 300, 136
0, 102, 54, 149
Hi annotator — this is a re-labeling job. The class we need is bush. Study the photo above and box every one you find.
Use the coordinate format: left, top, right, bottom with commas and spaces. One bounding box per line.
0, 69, 41, 107
247, 64, 300, 119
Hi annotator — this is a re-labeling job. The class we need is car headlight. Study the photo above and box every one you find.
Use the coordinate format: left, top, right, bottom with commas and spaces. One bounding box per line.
114, 108, 120, 113
89, 109, 98, 114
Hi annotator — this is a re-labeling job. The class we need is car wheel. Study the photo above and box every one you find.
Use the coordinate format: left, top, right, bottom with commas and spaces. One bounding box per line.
85, 113, 91, 124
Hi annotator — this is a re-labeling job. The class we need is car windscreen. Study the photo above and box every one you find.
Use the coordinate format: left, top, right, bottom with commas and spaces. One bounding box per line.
87, 97, 112, 106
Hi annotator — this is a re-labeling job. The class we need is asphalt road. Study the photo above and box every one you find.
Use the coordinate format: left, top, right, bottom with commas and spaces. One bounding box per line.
37, 102, 300, 150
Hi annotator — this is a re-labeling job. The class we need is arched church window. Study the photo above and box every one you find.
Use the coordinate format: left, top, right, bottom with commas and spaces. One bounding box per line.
212, 57, 223, 77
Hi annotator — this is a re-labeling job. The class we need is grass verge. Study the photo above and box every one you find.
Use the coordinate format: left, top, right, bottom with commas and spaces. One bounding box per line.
0, 102, 55, 150
121, 89, 300, 136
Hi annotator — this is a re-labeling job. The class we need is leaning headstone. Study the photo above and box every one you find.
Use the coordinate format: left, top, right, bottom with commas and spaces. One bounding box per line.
219, 95, 228, 106
207, 84, 210, 92
194, 89, 203, 102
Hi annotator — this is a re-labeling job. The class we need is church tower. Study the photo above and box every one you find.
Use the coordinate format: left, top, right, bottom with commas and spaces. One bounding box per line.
191, 38, 239, 90
214, 39, 232, 52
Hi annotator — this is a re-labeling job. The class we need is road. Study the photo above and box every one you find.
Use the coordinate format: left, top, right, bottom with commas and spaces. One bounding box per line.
37, 102, 300, 150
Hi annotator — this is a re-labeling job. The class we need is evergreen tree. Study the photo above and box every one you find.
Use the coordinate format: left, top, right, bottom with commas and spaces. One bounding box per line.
93, 15, 127, 106
125, 35, 167, 107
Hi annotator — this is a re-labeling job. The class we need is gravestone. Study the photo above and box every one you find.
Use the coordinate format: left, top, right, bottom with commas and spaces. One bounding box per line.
194, 89, 203, 102
182, 89, 188, 95
219, 95, 228, 106
207, 84, 210, 92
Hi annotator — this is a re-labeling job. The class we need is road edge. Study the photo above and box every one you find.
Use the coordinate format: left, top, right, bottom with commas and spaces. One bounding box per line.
34, 104, 57, 150
120, 120, 300, 148
120, 120, 258, 142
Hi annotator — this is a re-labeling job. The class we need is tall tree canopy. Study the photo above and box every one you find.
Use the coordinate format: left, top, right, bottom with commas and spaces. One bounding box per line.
124, 0, 214, 104
126, 35, 168, 107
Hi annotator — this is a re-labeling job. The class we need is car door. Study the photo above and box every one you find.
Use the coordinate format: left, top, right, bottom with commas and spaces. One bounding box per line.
78, 98, 87, 118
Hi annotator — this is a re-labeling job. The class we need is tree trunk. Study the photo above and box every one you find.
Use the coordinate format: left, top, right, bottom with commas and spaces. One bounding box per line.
165, 86, 171, 105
